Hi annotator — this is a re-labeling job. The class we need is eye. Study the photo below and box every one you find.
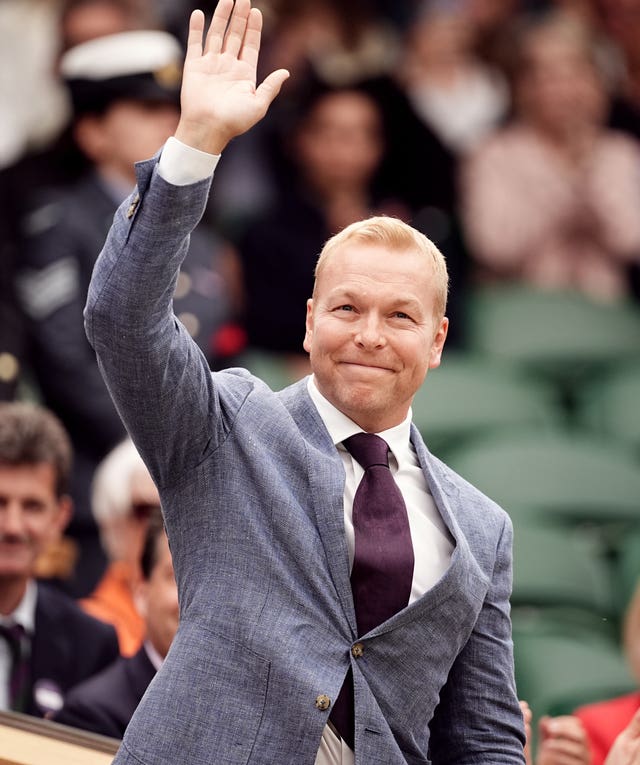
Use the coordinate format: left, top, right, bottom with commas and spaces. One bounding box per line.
335, 304, 354, 312
392, 311, 412, 321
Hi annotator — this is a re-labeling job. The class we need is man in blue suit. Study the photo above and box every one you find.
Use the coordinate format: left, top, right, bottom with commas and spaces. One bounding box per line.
84, 1, 527, 762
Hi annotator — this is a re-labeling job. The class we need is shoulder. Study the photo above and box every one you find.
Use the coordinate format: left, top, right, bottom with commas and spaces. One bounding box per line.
37, 582, 119, 644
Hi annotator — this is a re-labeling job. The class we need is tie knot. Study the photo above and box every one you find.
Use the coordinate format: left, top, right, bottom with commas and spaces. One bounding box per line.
344, 432, 390, 470
0, 623, 27, 650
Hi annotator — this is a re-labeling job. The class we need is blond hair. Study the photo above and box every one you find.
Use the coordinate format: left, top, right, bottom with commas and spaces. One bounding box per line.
314, 216, 449, 320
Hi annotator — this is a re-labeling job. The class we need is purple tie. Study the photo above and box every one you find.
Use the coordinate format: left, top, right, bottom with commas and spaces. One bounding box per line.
0, 623, 31, 712
330, 432, 414, 747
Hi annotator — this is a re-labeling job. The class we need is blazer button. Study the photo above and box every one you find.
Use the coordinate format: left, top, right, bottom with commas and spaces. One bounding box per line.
315, 694, 331, 711
351, 642, 365, 658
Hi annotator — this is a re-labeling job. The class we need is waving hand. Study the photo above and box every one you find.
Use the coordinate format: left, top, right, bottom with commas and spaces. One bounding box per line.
175, 0, 289, 155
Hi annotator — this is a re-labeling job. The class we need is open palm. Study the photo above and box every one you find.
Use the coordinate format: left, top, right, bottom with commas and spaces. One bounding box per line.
175, 0, 289, 155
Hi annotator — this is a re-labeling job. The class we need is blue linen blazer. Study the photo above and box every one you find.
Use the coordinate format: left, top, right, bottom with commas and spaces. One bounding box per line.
85, 157, 526, 765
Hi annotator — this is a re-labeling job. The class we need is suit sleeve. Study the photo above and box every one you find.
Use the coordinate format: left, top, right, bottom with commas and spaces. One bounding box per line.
55, 686, 126, 740
428, 515, 526, 765
84, 159, 228, 489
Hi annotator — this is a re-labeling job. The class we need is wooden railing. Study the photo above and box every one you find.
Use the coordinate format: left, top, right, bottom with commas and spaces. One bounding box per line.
0, 710, 119, 765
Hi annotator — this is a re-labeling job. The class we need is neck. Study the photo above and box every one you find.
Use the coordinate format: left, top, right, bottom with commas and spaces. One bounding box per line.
0, 577, 28, 616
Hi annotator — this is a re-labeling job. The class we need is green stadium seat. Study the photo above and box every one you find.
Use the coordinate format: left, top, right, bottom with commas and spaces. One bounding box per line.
512, 618, 636, 727
511, 523, 615, 632
575, 362, 640, 458
446, 431, 640, 533
412, 352, 561, 458
464, 286, 640, 394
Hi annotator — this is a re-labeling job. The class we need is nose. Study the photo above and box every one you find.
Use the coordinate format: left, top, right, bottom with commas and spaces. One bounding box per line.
0, 502, 26, 539
354, 314, 386, 350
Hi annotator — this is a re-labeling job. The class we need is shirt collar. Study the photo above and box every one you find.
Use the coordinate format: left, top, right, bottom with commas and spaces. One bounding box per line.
143, 639, 165, 672
307, 375, 413, 462
0, 579, 37, 634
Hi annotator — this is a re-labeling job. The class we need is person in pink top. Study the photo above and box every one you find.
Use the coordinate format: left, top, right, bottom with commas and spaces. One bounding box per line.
460, 10, 640, 302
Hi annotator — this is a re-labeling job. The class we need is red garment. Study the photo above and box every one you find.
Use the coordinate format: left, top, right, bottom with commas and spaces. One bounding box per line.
574, 692, 640, 765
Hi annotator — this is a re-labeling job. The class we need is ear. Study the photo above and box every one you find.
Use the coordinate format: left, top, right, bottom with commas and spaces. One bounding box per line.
52, 495, 73, 537
428, 317, 449, 370
303, 299, 314, 354
133, 580, 149, 621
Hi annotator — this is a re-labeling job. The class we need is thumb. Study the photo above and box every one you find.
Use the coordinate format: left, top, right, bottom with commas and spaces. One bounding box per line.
627, 708, 640, 738
255, 68, 290, 112
538, 715, 553, 741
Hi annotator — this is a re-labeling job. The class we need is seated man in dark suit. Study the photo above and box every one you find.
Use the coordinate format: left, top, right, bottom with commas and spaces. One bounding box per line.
55, 508, 178, 738
0, 401, 119, 718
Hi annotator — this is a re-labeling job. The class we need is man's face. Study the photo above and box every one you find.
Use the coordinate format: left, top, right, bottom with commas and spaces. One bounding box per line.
303, 243, 448, 432
77, 99, 179, 183
135, 533, 179, 659
0, 463, 71, 583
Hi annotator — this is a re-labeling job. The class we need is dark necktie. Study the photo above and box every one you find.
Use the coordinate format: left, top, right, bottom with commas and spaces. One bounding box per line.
330, 432, 415, 748
0, 623, 31, 712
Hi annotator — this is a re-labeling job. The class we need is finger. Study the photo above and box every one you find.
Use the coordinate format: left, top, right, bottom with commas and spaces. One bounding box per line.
538, 744, 589, 765
185, 10, 206, 61
238, 7, 262, 73
222, 0, 251, 58
204, 0, 235, 55
628, 708, 640, 738
255, 68, 290, 112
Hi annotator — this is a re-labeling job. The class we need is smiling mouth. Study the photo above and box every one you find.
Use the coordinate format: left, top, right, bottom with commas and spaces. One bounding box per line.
340, 361, 393, 372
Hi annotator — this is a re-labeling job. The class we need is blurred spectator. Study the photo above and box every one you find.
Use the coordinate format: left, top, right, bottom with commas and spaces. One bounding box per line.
80, 439, 160, 657
238, 86, 387, 363
597, 0, 640, 142
573, 580, 640, 765
520, 581, 640, 765
55, 508, 178, 738
14, 29, 238, 597
397, 0, 510, 155
0, 401, 118, 718
260, 0, 399, 89
460, 10, 640, 301
0, 0, 155, 403
209, 0, 401, 233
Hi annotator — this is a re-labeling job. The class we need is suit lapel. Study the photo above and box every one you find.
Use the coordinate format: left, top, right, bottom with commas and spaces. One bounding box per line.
279, 380, 357, 636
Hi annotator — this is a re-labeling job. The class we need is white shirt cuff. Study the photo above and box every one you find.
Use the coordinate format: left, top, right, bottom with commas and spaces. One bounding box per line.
157, 136, 220, 186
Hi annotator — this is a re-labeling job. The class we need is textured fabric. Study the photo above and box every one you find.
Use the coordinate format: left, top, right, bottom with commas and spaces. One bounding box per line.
54, 647, 157, 739
0, 623, 30, 712
346, 433, 414, 635
84, 156, 526, 765
331, 433, 414, 746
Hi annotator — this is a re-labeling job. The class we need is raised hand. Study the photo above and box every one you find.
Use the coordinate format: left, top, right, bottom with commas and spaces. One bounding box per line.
175, 0, 289, 155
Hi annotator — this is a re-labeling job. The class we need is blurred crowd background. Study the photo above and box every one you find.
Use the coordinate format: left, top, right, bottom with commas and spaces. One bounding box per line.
1, 0, 640, 755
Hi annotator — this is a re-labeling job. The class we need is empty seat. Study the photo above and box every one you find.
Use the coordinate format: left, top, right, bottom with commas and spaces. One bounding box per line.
413, 351, 561, 457
464, 286, 640, 393
575, 362, 640, 458
446, 431, 640, 531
